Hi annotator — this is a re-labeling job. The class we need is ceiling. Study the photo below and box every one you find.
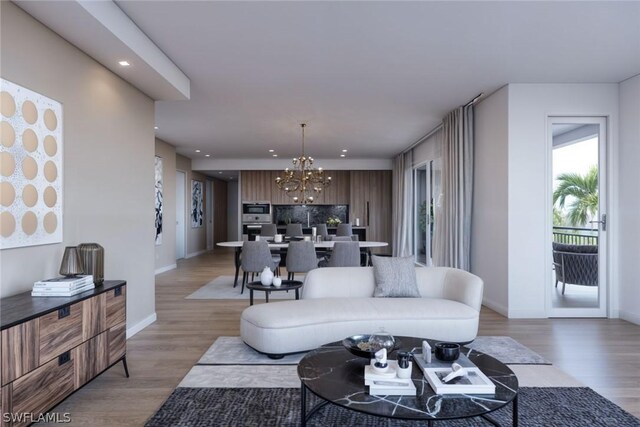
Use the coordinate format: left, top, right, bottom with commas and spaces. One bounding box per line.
84, 2, 640, 159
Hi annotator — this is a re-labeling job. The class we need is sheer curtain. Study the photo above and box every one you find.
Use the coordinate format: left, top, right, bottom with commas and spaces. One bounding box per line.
392, 150, 413, 257
433, 105, 474, 270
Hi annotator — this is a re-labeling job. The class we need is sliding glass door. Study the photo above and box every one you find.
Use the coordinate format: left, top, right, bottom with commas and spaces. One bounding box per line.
414, 160, 441, 266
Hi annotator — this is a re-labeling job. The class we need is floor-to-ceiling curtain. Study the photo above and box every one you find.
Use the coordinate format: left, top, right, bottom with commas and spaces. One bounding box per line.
392, 150, 413, 257
433, 105, 474, 270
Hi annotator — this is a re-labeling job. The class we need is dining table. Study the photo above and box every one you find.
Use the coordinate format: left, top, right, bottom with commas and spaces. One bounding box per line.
216, 240, 389, 287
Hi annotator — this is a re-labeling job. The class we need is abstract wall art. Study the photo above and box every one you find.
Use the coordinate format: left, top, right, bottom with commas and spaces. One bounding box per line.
0, 79, 63, 249
191, 180, 203, 228
155, 156, 163, 245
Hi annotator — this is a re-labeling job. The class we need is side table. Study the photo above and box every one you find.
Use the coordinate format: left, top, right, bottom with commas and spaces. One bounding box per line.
246, 280, 303, 305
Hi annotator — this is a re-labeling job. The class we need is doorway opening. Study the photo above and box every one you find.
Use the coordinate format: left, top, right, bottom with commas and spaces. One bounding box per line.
548, 117, 607, 317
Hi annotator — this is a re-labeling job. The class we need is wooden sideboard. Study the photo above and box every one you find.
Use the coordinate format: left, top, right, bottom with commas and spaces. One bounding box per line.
0, 281, 127, 426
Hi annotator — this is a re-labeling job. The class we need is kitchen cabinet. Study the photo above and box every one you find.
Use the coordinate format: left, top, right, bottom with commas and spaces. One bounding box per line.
240, 171, 272, 201
350, 170, 392, 252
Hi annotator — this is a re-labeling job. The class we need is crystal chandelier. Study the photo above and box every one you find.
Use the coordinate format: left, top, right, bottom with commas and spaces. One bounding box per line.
275, 123, 331, 204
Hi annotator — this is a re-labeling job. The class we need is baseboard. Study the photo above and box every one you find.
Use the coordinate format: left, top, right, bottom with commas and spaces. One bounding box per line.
155, 264, 177, 275
619, 309, 640, 326
186, 250, 207, 259
507, 308, 547, 319
481, 298, 508, 317
126, 312, 157, 339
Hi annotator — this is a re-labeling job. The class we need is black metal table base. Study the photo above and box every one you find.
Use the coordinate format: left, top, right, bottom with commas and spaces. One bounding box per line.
301, 384, 518, 427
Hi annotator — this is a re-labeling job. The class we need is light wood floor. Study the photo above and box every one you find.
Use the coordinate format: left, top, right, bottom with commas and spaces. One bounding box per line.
44, 249, 640, 425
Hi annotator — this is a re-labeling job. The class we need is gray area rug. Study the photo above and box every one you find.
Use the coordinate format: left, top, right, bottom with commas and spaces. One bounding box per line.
145, 387, 640, 427
197, 336, 549, 366
185, 276, 303, 300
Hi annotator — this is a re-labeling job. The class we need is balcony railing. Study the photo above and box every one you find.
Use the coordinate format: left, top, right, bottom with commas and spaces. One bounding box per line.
553, 226, 598, 246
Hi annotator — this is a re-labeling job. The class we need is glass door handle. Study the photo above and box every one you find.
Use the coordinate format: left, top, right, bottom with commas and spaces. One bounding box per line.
589, 214, 606, 231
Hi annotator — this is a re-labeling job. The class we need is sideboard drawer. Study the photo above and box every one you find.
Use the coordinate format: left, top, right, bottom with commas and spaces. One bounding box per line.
106, 285, 126, 329
82, 294, 105, 341
11, 351, 74, 425
39, 302, 83, 366
108, 323, 126, 366
1, 320, 39, 386
73, 332, 107, 389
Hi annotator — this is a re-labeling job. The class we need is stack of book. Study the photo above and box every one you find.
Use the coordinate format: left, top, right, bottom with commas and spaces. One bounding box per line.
364, 360, 417, 396
32, 275, 95, 297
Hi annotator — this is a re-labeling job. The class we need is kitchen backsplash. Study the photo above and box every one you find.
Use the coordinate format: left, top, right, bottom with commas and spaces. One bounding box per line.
273, 205, 349, 226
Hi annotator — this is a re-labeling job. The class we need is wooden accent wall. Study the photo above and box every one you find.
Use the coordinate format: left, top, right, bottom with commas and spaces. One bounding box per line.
321, 170, 350, 205
350, 170, 392, 252
241, 171, 272, 201
213, 178, 228, 244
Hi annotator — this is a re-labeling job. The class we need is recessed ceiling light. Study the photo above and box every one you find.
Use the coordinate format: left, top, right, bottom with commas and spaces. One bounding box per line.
340, 154, 346, 158
268, 149, 275, 153
195, 149, 201, 153
205, 154, 211, 157
272, 154, 278, 157
218, 172, 223, 174
154, 126, 158, 130
119, 61, 130, 67
342, 149, 348, 153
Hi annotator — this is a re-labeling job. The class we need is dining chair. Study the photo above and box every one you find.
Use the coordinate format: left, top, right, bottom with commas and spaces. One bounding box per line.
315, 224, 329, 238
320, 241, 361, 267
286, 241, 319, 280
260, 223, 277, 237
336, 223, 353, 237
240, 241, 280, 294
330, 236, 353, 242
285, 223, 303, 237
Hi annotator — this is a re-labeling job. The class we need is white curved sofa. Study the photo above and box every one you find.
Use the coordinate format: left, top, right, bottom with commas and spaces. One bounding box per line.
240, 266, 483, 358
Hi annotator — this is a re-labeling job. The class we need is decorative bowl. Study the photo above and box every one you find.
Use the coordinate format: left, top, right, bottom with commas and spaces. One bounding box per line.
434, 342, 460, 361
342, 334, 398, 359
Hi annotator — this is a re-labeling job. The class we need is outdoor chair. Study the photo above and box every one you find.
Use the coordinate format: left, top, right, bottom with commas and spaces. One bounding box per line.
552, 242, 598, 295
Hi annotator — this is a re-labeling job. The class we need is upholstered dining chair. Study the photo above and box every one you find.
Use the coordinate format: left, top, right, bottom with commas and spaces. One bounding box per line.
260, 223, 277, 237
320, 241, 361, 267
240, 241, 280, 294
336, 223, 353, 237
285, 241, 319, 280
285, 223, 303, 237
329, 236, 353, 242
315, 224, 329, 238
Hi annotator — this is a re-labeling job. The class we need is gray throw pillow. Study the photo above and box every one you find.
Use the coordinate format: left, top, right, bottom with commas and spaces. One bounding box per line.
372, 255, 420, 298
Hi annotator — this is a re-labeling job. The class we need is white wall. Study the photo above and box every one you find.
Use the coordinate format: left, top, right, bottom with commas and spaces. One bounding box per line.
618, 75, 640, 325
472, 86, 509, 316
507, 84, 619, 318
0, 3, 156, 334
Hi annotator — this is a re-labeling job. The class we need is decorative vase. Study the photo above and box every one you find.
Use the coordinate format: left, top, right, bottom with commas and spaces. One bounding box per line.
77, 243, 104, 284
260, 266, 274, 286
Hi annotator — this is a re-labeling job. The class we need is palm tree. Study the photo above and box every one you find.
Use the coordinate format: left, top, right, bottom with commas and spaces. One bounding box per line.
553, 166, 598, 227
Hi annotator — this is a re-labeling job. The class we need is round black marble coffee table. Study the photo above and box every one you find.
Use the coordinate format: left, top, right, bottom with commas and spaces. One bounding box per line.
246, 280, 303, 305
297, 336, 519, 426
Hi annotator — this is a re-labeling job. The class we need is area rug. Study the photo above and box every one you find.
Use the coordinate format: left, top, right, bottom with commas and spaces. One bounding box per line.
196, 336, 550, 366
182, 336, 561, 389
147, 336, 638, 426
185, 276, 304, 300
146, 387, 640, 427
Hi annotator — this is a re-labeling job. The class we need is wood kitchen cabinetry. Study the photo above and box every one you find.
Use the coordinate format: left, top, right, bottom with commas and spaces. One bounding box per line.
0, 281, 127, 426
240, 171, 272, 201
350, 170, 392, 251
